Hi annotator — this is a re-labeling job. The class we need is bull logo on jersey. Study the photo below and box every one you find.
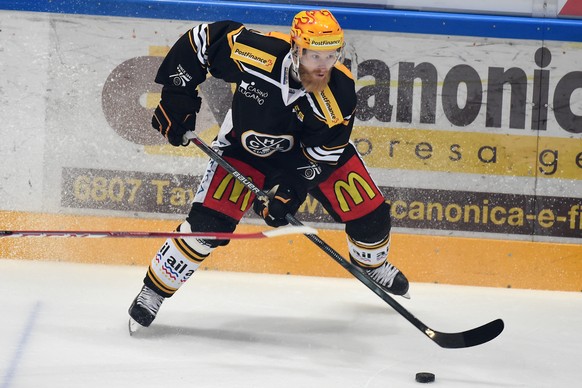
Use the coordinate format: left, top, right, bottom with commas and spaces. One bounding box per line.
241, 131, 294, 157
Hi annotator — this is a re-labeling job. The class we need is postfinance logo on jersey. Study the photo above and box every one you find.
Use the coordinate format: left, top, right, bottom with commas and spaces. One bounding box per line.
231, 42, 276, 73
315, 87, 342, 127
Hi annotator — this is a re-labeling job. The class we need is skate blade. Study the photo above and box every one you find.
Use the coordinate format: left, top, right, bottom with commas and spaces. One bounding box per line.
401, 292, 411, 299
128, 318, 143, 336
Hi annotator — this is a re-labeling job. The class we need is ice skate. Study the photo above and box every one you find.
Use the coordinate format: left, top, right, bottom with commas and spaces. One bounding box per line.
366, 261, 410, 298
128, 285, 165, 333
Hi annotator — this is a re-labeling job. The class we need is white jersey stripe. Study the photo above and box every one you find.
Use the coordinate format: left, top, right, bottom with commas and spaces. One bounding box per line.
304, 147, 342, 162
192, 24, 209, 65
305, 94, 326, 121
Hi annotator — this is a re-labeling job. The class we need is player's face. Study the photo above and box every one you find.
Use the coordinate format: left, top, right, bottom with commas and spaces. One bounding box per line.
298, 48, 340, 93
300, 48, 340, 69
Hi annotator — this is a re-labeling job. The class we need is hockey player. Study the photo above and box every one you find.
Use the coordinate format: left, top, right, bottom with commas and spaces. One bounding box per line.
129, 9, 409, 329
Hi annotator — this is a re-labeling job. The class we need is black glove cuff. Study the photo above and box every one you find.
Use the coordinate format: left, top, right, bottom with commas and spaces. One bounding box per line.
160, 85, 202, 115
152, 87, 202, 146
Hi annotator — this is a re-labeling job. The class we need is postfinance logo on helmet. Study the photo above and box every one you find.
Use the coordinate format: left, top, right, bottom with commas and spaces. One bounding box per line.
290, 10, 344, 51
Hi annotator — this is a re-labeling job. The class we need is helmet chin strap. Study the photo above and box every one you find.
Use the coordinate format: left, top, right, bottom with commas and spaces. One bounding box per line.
290, 63, 301, 83
290, 45, 302, 83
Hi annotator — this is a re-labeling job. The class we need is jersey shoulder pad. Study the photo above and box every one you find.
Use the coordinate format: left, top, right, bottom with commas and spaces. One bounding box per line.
334, 61, 354, 81
265, 31, 291, 44
228, 28, 289, 74
207, 21, 244, 43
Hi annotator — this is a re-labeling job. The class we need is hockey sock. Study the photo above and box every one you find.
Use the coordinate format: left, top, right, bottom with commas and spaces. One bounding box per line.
347, 234, 391, 269
144, 221, 215, 297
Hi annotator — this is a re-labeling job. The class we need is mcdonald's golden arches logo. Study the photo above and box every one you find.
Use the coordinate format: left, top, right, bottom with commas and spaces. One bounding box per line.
212, 174, 254, 211
334, 172, 377, 212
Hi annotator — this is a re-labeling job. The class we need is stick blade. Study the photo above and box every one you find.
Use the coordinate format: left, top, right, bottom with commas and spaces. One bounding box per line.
262, 225, 318, 238
430, 318, 504, 349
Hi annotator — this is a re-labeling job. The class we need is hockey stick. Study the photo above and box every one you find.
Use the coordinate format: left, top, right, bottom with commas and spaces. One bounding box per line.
184, 131, 504, 348
0, 225, 317, 239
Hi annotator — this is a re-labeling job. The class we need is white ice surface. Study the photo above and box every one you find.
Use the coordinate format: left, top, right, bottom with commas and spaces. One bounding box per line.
1, 259, 581, 388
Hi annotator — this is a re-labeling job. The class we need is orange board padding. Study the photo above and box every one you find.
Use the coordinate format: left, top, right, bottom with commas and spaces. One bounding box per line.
1, 211, 581, 292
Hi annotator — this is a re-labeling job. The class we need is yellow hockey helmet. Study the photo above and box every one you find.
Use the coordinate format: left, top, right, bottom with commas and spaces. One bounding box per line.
290, 10, 344, 51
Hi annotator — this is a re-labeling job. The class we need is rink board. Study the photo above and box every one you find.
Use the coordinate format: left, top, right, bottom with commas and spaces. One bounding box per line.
1, 211, 581, 292
0, 1, 581, 292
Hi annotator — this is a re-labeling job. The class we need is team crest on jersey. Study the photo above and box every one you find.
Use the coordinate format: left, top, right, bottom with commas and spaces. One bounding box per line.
241, 131, 294, 157
231, 42, 276, 73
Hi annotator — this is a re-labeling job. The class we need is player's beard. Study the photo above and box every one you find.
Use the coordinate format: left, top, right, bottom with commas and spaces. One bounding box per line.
299, 63, 331, 93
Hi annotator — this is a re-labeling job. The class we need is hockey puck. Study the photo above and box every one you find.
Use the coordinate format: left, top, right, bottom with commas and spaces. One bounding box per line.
415, 372, 435, 383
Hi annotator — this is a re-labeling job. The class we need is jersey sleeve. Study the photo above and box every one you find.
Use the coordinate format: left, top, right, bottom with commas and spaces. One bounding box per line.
153, 21, 245, 113
155, 21, 245, 86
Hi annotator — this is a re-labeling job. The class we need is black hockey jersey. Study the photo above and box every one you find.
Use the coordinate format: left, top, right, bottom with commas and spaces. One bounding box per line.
155, 21, 357, 188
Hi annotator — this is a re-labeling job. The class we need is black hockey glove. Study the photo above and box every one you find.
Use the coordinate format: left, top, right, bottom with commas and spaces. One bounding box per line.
253, 184, 303, 227
152, 87, 202, 147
